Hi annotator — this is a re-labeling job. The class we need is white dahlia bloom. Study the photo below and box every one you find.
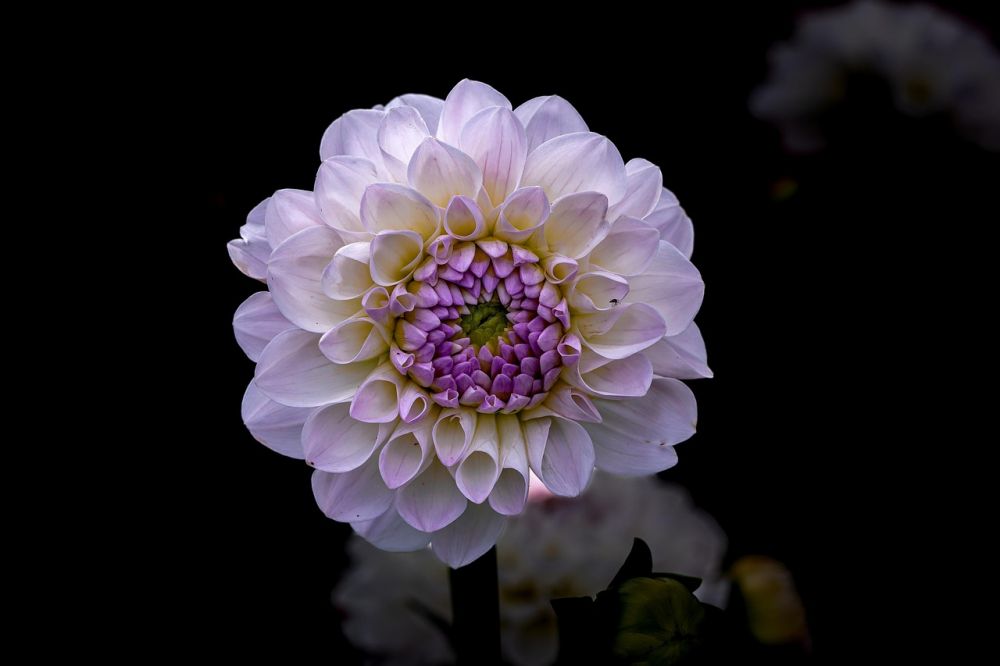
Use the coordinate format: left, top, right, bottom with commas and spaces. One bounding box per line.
750, 0, 1000, 152
230, 79, 709, 568
335, 473, 727, 666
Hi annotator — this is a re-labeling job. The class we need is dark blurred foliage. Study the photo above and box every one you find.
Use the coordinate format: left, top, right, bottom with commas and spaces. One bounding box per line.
149, 2, 999, 662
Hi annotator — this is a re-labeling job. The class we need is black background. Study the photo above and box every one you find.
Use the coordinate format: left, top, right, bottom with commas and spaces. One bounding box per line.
168, 3, 998, 661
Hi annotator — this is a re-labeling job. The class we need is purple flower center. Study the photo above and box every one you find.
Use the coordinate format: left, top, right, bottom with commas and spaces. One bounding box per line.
385, 241, 574, 414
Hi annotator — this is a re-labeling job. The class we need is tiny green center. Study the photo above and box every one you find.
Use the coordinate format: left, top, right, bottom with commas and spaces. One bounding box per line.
459, 301, 509, 347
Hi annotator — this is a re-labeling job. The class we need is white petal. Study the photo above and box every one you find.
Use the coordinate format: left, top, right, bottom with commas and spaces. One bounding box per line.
494, 186, 550, 244
567, 270, 630, 313
543, 191, 611, 259
314, 156, 380, 241
433, 408, 477, 467
267, 226, 353, 332
350, 360, 405, 423
360, 183, 439, 240
386, 93, 445, 135
351, 503, 431, 552
369, 230, 424, 287
318, 316, 389, 364
490, 414, 529, 515
264, 188, 325, 249
535, 382, 602, 423
407, 137, 483, 207
379, 417, 435, 489
644, 323, 713, 379
321, 242, 373, 300
431, 501, 507, 568
378, 106, 431, 182
460, 106, 527, 206
443, 195, 487, 240
233, 292, 295, 362
644, 188, 694, 259
437, 79, 511, 146
514, 95, 589, 153
526, 417, 595, 497
576, 303, 666, 360
607, 158, 664, 222
241, 382, 310, 459
585, 378, 696, 475
564, 351, 653, 398
255, 329, 378, 408
455, 414, 500, 504
521, 132, 626, 204
311, 458, 393, 522
228, 199, 270, 280
586, 217, 660, 276
397, 459, 468, 532
302, 401, 386, 472
320, 108, 386, 174
628, 241, 704, 336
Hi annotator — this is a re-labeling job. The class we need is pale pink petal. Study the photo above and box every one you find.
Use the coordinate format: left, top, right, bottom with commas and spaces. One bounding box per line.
319, 316, 389, 364
567, 270, 630, 313
586, 217, 661, 276
378, 106, 431, 182
576, 303, 666, 360
233, 292, 295, 362
431, 501, 507, 568
542, 192, 611, 259
455, 414, 500, 504
644, 323, 713, 380
350, 360, 406, 423
264, 188, 325, 249
302, 402, 386, 472
407, 137, 484, 207
386, 93, 445, 135
525, 417, 595, 497
321, 242, 373, 300
351, 503, 432, 552
255, 329, 379, 407
379, 417, 436, 489
314, 156, 379, 241
369, 230, 424, 286
311, 458, 393, 522
494, 186, 550, 244
521, 132, 626, 204
267, 226, 354, 332
628, 241, 704, 336
320, 108, 386, 174
606, 158, 664, 222
360, 183, 439, 240
397, 459, 468, 532
437, 79, 511, 146
432, 407, 477, 467
444, 195, 487, 240
563, 351, 653, 398
644, 188, 694, 259
489, 414, 529, 516
514, 95, 589, 153
584, 378, 696, 475
532, 383, 602, 423
460, 106, 527, 206
228, 199, 270, 280
241, 382, 310, 459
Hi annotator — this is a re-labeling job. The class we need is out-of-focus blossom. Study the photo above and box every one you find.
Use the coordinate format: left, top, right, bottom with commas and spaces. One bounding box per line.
751, 0, 1000, 151
731, 556, 810, 649
230, 80, 710, 567
335, 474, 726, 665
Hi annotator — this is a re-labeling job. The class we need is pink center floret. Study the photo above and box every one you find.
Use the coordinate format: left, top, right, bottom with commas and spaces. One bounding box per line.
383, 241, 576, 414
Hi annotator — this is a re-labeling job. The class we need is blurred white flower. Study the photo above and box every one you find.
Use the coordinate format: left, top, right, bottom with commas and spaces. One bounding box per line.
335, 473, 727, 665
751, 0, 1000, 151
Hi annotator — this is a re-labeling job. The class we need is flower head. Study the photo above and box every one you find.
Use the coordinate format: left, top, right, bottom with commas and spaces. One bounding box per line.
230, 79, 710, 567
334, 474, 727, 665
750, 1, 1000, 152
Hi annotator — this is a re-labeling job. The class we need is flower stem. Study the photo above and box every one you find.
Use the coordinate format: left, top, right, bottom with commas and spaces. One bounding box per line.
449, 546, 501, 665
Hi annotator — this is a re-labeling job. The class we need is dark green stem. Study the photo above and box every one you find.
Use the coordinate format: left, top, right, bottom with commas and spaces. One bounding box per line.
449, 546, 501, 665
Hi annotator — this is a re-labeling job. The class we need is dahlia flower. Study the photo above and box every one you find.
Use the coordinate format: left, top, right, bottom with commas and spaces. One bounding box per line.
230, 79, 709, 568
750, 0, 1000, 152
334, 474, 727, 666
